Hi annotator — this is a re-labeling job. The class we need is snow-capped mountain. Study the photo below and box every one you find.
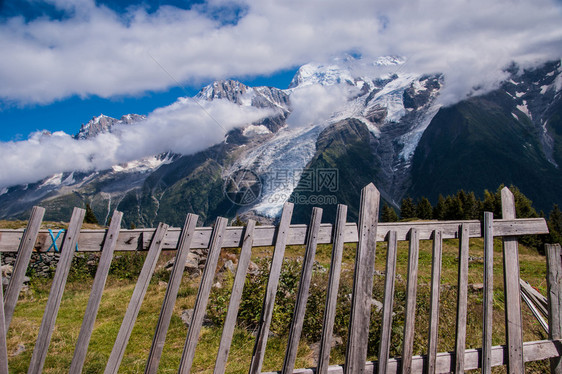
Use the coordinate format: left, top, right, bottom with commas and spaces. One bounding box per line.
1, 57, 561, 226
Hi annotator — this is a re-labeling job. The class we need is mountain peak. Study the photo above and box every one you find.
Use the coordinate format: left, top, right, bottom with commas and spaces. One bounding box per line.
196, 79, 252, 104
75, 113, 145, 140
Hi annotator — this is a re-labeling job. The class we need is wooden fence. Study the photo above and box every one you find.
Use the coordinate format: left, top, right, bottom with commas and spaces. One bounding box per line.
1, 183, 561, 373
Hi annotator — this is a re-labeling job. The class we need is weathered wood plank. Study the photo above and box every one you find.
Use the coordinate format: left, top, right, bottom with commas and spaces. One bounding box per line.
0, 218, 548, 253
249, 203, 294, 374
3, 206, 45, 330
262, 339, 562, 374
178, 217, 228, 374
427, 230, 442, 374
482, 212, 494, 374
213, 220, 256, 374
520, 291, 548, 332
455, 224, 469, 374
283, 208, 323, 374
546, 243, 562, 374
0, 254, 9, 374
501, 187, 524, 374
317, 204, 347, 374
104, 223, 169, 374
145, 214, 199, 374
377, 231, 398, 374
520, 279, 548, 317
401, 228, 419, 374
70, 210, 123, 374
345, 183, 380, 374
28, 207, 85, 374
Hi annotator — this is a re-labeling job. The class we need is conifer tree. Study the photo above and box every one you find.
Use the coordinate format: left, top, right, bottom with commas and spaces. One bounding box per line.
416, 197, 433, 220
84, 203, 98, 224
433, 194, 446, 220
381, 204, 399, 222
400, 197, 416, 220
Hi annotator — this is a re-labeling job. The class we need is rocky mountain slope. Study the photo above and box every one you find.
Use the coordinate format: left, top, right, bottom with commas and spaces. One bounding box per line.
0, 57, 561, 226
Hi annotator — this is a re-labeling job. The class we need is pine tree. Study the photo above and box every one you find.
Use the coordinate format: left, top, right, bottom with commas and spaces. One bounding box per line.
416, 197, 433, 220
433, 194, 446, 220
381, 204, 399, 222
400, 197, 416, 220
547, 204, 562, 245
84, 203, 98, 224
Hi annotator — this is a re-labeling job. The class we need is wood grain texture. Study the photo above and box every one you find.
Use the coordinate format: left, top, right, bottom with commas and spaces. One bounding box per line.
0, 254, 8, 374
70, 211, 123, 374
283, 208, 323, 374
28, 207, 85, 374
547, 243, 562, 374
427, 230, 442, 374
377, 231, 398, 374
3, 206, 45, 330
261, 339, 562, 374
104, 223, 169, 374
401, 228, 419, 374
0, 218, 548, 253
145, 214, 199, 374
482, 212, 494, 374
248, 203, 294, 374
213, 220, 256, 374
178, 217, 228, 374
345, 183, 380, 374
317, 204, 347, 374
455, 224, 469, 374
501, 187, 524, 374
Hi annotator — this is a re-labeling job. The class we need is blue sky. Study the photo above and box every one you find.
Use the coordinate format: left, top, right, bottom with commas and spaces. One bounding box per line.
0, 0, 561, 188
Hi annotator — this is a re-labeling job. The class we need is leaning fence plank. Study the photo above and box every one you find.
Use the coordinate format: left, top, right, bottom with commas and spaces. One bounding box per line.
70, 210, 123, 374
249, 203, 294, 374
0, 254, 9, 374
455, 224, 470, 374
377, 230, 398, 374
546, 243, 562, 374
482, 212, 494, 374
4, 206, 45, 330
283, 207, 323, 374
104, 222, 169, 374
214, 220, 256, 374
345, 183, 380, 374
317, 204, 347, 374
28, 207, 85, 374
178, 217, 228, 374
501, 187, 524, 374
401, 228, 419, 374
145, 214, 199, 374
427, 230, 442, 374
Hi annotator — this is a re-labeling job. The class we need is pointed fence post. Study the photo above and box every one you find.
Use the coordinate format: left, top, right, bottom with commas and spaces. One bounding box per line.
546, 243, 562, 374
501, 187, 524, 374
344, 183, 380, 374
0, 254, 9, 374
482, 212, 494, 374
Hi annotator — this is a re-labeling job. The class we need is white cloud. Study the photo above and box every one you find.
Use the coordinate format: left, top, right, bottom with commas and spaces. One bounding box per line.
0, 0, 560, 105
0, 97, 272, 187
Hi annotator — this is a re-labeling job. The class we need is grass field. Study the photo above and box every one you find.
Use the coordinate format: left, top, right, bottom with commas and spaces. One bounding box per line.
3, 231, 553, 373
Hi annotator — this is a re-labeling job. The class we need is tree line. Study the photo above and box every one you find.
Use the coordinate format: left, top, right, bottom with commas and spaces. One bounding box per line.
381, 185, 562, 252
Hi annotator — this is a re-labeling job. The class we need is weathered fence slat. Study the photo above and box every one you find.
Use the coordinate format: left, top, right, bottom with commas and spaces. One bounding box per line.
345, 183, 380, 374
104, 222, 169, 374
401, 228, 420, 374
0, 254, 9, 374
178, 217, 228, 374
482, 212, 494, 374
377, 230, 398, 374
0, 217, 548, 254
501, 187, 524, 374
283, 207, 323, 374
427, 230, 442, 374
28, 207, 85, 374
213, 220, 256, 374
520, 279, 548, 317
546, 243, 562, 374
145, 214, 199, 374
317, 204, 347, 374
70, 210, 123, 374
249, 202, 294, 374
3, 206, 45, 330
455, 224, 470, 373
